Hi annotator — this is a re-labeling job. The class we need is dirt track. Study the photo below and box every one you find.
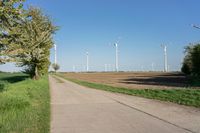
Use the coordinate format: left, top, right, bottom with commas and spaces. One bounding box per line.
61, 72, 189, 89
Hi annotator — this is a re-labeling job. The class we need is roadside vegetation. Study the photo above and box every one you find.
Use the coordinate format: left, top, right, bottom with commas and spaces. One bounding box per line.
57, 74, 200, 108
0, 72, 50, 133
52, 63, 60, 73
0, 1, 54, 132
0, 0, 57, 79
182, 43, 200, 86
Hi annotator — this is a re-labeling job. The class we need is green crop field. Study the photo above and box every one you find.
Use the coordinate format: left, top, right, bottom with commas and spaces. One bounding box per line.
0, 72, 50, 133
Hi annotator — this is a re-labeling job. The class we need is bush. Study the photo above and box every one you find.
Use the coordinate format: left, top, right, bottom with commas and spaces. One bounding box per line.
182, 44, 200, 77
0, 81, 8, 92
181, 62, 191, 75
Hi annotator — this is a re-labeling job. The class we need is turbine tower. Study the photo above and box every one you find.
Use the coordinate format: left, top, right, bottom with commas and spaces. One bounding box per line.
114, 43, 119, 72
73, 65, 76, 72
104, 64, 107, 72
151, 62, 155, 71
161, 45, 168, 72
54, 44, 57, 64
86, 52, 89, 72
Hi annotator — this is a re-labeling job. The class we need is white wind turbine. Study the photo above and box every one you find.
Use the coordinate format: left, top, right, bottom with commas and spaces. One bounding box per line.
111, 37, 121, 72
161, 45, 168, 72
86, 51, 89, 72
54, 44, 57, 64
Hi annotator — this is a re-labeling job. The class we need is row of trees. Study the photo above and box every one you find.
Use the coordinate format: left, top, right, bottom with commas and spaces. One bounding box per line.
182, 43, 200, 77
0, 0, 58, 79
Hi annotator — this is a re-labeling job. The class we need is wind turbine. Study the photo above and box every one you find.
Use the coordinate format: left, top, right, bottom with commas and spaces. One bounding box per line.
109, 37, 121, 72
161, 45, 168, 72
151, 62, 155, 71
54, 44, 57, 64
86, 51, 89, 72
114, 43, 119, 72
104, 64, 107, 72
73, 65, 76, 72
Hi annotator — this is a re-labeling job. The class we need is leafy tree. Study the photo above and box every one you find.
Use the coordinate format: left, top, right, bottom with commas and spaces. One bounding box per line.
52, 63, 60, 73
181, 45, 193, 75
12, 7, 57, 79
182, 43, 200, 77
0, 2, 58, 79
181, 62, 191, 75
191, 44, 200, 76
0, 0, 26, 63
0, 0, 25, 30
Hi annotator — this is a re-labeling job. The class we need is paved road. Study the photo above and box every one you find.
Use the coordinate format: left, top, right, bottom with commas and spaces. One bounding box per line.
49, 75, 200, 133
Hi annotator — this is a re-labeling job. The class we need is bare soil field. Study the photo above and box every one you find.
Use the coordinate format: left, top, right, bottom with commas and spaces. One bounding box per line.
61, 72, 191, 89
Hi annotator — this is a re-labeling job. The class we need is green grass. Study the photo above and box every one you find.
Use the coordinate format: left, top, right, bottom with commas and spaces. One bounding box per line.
0, 73, 50, 133
57, 74, 200, 108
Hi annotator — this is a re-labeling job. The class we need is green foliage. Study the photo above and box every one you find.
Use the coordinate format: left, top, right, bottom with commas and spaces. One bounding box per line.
181, 62, 191, 75
191, 44, 200, 76
11, 7, 58, 79
0, 73, 50, 133
0, 0, 25, 30
52, 63, 60, 72
0, 0, 26, 63
0, 81, 8, 92
182, 43, 200, 78
1, 3, 58, 79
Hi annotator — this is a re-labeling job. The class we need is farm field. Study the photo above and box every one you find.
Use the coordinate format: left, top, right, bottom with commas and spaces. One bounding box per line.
59, 72, 192, 89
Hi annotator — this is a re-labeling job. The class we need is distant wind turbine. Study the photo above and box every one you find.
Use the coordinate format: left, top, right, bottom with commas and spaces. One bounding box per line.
151, 62, 155, 71
86, 51, 89, 72
104, 64, 107, 72
54, 44, 57, 64
161, 45, 168, 72
114, 43, 119, 72
73, 65, 76, 72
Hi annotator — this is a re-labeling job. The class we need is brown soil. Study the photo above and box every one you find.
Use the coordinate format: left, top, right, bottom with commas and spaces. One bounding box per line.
61, 72, 191, 89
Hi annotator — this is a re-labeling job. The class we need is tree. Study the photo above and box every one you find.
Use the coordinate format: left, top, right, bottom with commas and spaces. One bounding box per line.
191, 44, 200, 76
0, 0, 25, 30
181, 62, 191, 75
181, 45, 193, 75
182, 43, 200, 77
0, 0, 26, 63
12, 7, 57, 79
0, 2, 58, 79
52, 63, 60, 73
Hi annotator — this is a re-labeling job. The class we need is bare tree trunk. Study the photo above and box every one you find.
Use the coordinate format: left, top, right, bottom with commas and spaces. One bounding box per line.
33, 65, 39, 80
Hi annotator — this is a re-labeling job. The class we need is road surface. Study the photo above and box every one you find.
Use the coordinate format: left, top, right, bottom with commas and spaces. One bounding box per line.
49, 75, 200, 133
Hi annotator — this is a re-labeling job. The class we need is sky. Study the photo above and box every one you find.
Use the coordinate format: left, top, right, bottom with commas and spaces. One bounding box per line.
1, 0, 200, 72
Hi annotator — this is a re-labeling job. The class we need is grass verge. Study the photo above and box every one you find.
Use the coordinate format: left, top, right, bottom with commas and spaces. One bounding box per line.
0, 73, 50, 133
57, 74, 200, 108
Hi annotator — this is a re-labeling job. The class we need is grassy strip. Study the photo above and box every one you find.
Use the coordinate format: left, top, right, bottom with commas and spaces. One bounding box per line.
0, 73, 50, 133
57, 74, 200, 108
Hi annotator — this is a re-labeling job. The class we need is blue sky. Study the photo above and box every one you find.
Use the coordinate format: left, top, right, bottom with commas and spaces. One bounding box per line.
1, 0, 200, 72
